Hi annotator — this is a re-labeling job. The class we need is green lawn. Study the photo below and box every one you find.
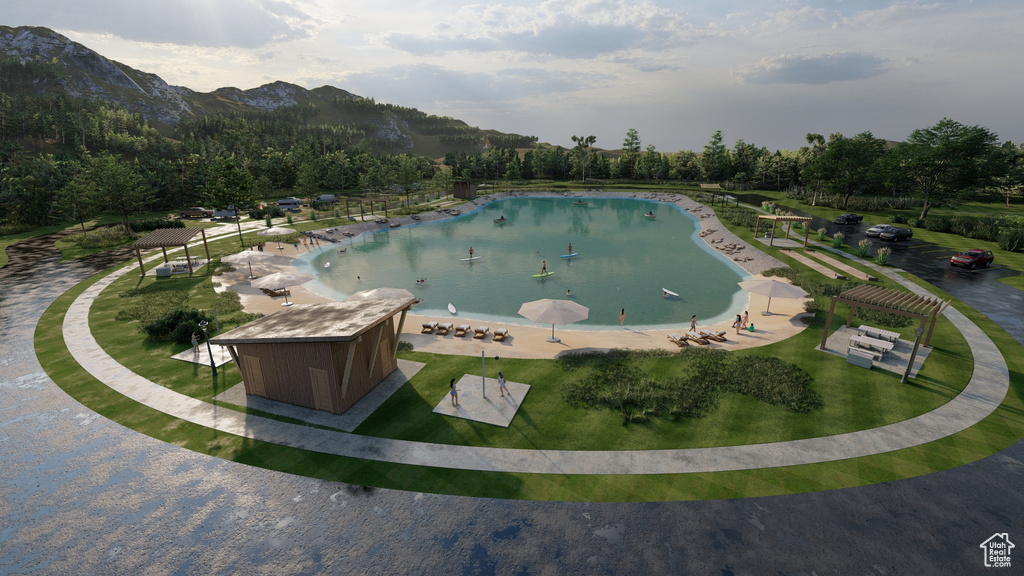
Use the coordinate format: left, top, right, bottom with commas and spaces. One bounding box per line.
27, 188, 1024, 501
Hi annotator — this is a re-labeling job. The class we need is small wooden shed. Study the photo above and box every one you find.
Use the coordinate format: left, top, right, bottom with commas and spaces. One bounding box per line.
211, 298, 414, 415
453, 181, 477, 199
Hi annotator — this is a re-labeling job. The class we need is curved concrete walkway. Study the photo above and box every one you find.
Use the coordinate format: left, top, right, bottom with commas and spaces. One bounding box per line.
61, 214, 1010, 475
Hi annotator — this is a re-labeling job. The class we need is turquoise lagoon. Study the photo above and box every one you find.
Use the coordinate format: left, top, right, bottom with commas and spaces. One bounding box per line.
296, 196, 751, 329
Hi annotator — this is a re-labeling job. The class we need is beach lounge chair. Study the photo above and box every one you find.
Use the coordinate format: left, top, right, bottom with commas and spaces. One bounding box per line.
454, 324, 471, 337
699, 330, 728, 342
262, 288, 291, 298
492, 328, 509, 342
473, 326, 490, 339
435, 323, 453, 335
667, 333, 690, 347
685, 331, 710, 345
421, 322, 438, 334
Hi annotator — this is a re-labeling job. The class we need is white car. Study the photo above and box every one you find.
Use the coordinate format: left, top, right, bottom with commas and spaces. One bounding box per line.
865, 224, 895, 238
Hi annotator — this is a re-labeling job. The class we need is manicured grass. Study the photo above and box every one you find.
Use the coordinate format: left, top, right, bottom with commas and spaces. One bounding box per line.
35, 268, 1024, 500
85, 227, 973, 452
31, 191, 1024, 501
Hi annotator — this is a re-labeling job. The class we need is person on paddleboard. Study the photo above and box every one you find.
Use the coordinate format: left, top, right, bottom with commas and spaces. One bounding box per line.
541, 260, 547, 274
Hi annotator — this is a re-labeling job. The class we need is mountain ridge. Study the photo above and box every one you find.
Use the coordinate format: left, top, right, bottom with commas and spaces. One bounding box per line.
0, 25, 535, 156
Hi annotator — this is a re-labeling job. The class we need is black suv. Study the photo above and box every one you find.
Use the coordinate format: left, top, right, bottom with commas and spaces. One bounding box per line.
879, 227, 913, 241
833, 213, 863, 225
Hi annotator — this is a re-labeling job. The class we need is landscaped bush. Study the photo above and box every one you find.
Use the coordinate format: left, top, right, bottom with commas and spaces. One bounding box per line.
831, 231, 845, 248
998, 227, 1024, 252
858, 309, 914, 328
722, 356, 822, 413
559, 347, 821, 424
64, 225, 137, 249
923, 215, 951, 233
816, 227, 828, 240
717, 207, 759, 230
116, 288, 189, 325
856, 239, 871, 257
248, 207, 283, 220
129, 218, 185, 232
875, 246, 892, 265
0, 222, 35, 236
141, 308, 212, 343
889, 214, 908, 224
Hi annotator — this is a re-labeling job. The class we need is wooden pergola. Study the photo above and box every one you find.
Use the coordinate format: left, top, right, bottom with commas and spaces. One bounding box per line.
754, 215, 813, 247
820, 285, 950, 350
131, 228, 211, 276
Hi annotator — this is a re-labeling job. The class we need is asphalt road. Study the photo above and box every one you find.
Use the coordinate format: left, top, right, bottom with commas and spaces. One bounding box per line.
1, 233, 1022, 575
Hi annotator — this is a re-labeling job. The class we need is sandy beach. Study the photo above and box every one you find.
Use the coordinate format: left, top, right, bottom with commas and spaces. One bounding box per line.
215, 192, 811, 359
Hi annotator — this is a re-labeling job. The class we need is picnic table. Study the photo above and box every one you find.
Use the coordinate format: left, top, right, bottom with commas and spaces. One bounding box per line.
849, 334, 895, 355
858, 325, 900, 343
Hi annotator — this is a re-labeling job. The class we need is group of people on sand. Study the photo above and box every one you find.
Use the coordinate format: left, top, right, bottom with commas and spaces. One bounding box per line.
732, 311, 750, 334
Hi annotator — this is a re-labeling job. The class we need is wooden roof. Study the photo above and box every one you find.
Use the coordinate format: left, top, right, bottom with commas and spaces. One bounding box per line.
132, 228, 205, 248
836, 285, 948, 318
756, 214, 812, 223
210, 298, 415, 345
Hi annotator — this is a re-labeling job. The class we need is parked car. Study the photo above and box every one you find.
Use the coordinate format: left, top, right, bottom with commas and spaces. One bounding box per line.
950, 249, 994, 269
179, 206, 213, 218
278, 197, 302, 211
833, 213, 863, 225
865, 224, 895, 238
879, 227, 913, 241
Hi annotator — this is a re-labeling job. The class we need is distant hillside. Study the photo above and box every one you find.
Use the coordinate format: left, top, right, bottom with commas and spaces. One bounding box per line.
0, 25, 536, 157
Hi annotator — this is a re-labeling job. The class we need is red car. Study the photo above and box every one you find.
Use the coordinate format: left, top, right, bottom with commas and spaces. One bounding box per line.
950, 249, 994, 269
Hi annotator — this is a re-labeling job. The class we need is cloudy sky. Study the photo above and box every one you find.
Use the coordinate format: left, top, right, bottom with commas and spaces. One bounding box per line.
6, 0, 1023, 152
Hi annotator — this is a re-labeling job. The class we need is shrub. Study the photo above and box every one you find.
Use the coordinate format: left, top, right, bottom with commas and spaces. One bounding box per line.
249, 207, 283, 220
115, 288, 189, 324
858, 309, 914, 328
64, 225, 137, 249
998, 227, 1024, 252
856, 239, 871, 258
831, 232, 845, 248
722, 356, 823, 413
923, 215, 950, 233
906, 216, 923, 228
396, 340, 414, 353
141, 308, 212, 343
875, 246, 891, 265
129, 218, 185, 232
0, 222, 35, 236
310, 211, 318, 221
286, 214, 293, 224
717, 207, 759, 230
265, 216, 272, 227
889, 214, 908, 224
816, 228, 828, 240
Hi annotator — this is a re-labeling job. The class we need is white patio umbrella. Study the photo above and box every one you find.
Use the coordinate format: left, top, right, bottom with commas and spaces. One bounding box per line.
345, 287, 415, 302
518, 298, 589, 343
737, 278, 809, 315
257, 226, 297, 249
221, 249, 278, 279
251, 271, 314, 306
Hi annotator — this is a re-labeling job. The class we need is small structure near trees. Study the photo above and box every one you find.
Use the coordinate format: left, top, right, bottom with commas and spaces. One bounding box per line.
754, 215, 813, 247
819, 285, 949, 350
131, 228, 211, 276
210, 298, 414, 415
453, 181, 477, 199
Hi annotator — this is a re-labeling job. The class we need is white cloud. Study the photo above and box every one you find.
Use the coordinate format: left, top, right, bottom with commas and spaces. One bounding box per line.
737, 52, 887, 85
5, 0, 317, 48
379, 0, 701, 58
